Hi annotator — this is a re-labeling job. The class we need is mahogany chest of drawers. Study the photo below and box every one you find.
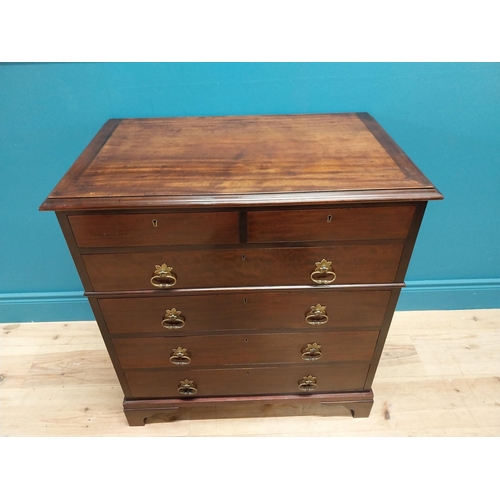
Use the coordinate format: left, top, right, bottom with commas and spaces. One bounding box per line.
40, 113, 442, 426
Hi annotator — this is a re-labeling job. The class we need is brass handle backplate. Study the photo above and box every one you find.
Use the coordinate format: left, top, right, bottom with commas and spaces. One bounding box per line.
178, 379, 197, 395
170, 346, 191, 365
151, 263, 177, 288
310, 259, 336, 285
161, 308, 186, 329
298, 375, 318, 392
305, 303, 328, 325
301, 342, 322, 361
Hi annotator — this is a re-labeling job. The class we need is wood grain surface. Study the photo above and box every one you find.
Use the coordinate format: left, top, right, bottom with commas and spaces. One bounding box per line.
112, 330, 380, 369
69, 211, 240, 247
98, 289, 391, 335
40, 114, 442, 211
247, 205, 415, 243
82, 244, 404, 291
124, 362, 371, 398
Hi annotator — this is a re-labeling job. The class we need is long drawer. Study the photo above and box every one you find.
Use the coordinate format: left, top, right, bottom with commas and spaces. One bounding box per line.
83, 244, 404, 291
113, 330, 379, 369
125, 362, 371, 398
99, 289, 391, 335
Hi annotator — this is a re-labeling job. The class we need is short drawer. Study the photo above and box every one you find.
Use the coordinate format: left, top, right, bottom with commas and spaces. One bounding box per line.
125, 362, 370, 398
68, 211, 239, 247
83, 243, 404, 291
99, 289, 391, 335
247, 205, 415, 243
113, 330, 379, 369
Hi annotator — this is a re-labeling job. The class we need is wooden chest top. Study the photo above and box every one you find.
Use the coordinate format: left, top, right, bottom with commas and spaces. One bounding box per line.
40, 113, 442, 211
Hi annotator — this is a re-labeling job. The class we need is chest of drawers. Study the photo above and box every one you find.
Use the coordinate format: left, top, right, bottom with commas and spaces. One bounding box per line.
40, 113, 442, 426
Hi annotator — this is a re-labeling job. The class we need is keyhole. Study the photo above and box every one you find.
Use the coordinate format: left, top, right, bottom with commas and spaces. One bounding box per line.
152, 219, 158, 227
243, 298, 247, 304
246, 372, 250, 375
242, 254, 246, 260
327, 215, 332, 223
245, 338, 248, 342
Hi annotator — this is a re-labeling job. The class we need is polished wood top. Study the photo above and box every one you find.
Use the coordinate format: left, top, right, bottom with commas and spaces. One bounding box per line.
40, 113, 442, 210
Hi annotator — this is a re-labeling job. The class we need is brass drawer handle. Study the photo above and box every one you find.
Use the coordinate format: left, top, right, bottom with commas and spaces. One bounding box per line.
151, 263, 177, 288
170, 346, 191, 365
305, 303, 328, 325
178, 379, 197, 396
301, 342, 322, 361
298, 375, 318, 392
310, 259, 336, 285
161, 308, 185, 329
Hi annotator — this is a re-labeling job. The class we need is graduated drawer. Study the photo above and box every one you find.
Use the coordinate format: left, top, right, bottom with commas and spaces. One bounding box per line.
113, 330, 379, 369
83, 243, 404, 291
99, 289, 391, 335
247, 205, 416, 243
125, 362, 370, 398
68, 211, 239, 247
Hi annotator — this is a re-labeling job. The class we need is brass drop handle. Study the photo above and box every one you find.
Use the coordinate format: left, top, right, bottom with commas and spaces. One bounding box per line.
301, 342, 322, 361
161, 308, 185, 329
151, 263, 177, 288
178, 379, 197, 395
310, 259, 336, 284
298, 375, 318, 392
305, 303, 328, 325
170, 346, 191, 365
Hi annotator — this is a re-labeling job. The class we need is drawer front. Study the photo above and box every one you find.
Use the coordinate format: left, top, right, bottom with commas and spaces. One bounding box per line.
247, 205, 415, 243
69, 211, 239, 247
113, 330, 379, 369
125, 362, 370, 398
99, 290, 391, 335
83, 244, 404, 291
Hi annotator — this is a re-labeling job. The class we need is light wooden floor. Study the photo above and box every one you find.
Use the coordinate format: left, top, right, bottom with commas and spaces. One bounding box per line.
1, 309, 499, 436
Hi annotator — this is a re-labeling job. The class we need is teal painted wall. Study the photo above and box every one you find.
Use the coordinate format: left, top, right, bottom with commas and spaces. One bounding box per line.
1, 63, 499, 321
